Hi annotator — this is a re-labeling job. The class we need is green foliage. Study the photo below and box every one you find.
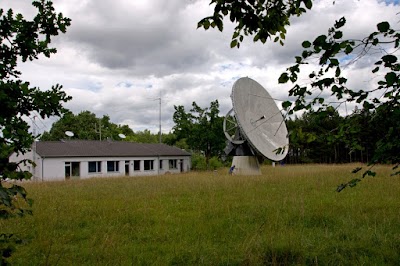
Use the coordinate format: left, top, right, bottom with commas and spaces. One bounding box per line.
278, 18, 399, 188
191, 153, 207, 170
172, 100, 225, 168
279, 18, 399, 117
0, 0, 71, 262
0, 233, 23, 265
286, 106, 399, 171
198, 0, 313, 48
41, 110, 180, 145
200, 1, 399, 190
160, 132, 178, 146
209, 156, 224, 170
286, 108, 344, 164
0, 184, 33, 219
0, 0, 71, 179
126, 129, 158, 143
173, 138, 190, 150
336, 106, 400, 191
191, 154, 224, 171
41, 111, 133, 141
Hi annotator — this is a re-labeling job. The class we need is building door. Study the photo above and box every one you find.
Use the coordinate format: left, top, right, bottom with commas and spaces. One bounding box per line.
180, 159, 184, 173
65, 162, 71, 180
65, 162, 80, 180
125, 161, 130, 176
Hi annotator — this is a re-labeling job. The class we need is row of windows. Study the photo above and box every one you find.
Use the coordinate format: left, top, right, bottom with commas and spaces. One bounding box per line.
159, 159, 178, 170
88, 160, 175, 173
66, 159, 183, 179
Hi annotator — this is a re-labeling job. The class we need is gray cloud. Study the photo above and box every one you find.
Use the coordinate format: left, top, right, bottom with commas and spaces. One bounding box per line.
2, 0, 399, 134
63, 0, 220, 76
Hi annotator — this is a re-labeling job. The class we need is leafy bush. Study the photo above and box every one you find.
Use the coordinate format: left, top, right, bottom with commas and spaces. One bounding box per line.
209, 156, 224, 170
191, 153, 207, 170
191, 154, 225, 170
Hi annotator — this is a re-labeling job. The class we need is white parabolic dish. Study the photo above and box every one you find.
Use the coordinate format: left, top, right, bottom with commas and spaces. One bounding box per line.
65, 131, 74, 137
231, 77, 289, 161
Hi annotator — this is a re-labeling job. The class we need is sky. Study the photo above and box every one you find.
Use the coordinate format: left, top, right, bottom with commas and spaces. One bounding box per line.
3, 0, 400, 135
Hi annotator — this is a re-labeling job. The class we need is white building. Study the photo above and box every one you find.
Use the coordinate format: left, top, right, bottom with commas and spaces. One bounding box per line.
10, 140, 191, 181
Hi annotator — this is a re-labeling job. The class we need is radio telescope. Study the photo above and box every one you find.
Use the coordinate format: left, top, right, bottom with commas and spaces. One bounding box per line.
224, 77, 289, 175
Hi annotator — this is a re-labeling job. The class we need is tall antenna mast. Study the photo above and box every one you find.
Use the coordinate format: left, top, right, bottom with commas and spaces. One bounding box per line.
95, 120, 102, 140
150, 92, 162, 143
159, 95, 162, 143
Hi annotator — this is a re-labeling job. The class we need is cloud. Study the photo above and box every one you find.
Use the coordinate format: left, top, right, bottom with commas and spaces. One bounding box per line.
2, 0, 399, 134
62, 0, 221, 76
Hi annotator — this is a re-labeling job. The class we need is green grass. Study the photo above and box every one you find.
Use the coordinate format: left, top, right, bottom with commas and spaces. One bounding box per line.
2, 164, 400, 265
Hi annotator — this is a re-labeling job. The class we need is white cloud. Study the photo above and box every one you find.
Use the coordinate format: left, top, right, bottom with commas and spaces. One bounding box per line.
2, 0, 399, 134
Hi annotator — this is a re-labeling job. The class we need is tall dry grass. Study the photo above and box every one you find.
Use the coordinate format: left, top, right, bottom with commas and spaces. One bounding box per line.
2, 164, 399, 265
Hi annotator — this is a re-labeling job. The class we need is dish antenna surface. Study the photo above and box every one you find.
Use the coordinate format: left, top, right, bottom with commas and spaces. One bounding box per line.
65, 131, 74, 137
224, 77, 289, 175
118, 133, 126, 139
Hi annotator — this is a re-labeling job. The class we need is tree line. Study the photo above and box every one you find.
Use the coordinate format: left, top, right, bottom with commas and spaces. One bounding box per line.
285, 106, 399, 165
198, 0, 399, 187
41, 110, 172, 144
39, 101, 227, 170
169, 102, 398, 167
41, 100, 399, 169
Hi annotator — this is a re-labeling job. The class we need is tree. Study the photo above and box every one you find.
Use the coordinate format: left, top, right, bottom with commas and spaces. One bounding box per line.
172, 100, 225, 168
334, 108, 376, 163
199, 0, 399, 189
126, 129, 158, 143
0, 0, 71, 263
42, 110, 179, 144
279, 18, 399, 190
41, 111, 96, 140
275, 104, 397, 166
285, 109, 340, 164
198, 0, 313, 48
41, 111, 136, 141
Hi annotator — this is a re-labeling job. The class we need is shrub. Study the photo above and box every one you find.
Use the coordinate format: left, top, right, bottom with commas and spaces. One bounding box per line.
191, 153, 207, 170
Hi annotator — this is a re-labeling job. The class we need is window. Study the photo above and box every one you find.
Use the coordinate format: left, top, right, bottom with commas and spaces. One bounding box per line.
107, 161, 119, 172
169, 159, 177, 169
144, 160, 154, 171
134, 160, 141, 171
159, 160, 163, 170
65, 162, 80, 179
88, 161, 101, 173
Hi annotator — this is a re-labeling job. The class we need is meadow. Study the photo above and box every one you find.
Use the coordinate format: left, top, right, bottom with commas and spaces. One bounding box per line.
2, 164, 400, 265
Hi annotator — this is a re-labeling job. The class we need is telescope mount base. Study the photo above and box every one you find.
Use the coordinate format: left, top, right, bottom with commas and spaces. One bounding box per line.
231, 156, 261, 175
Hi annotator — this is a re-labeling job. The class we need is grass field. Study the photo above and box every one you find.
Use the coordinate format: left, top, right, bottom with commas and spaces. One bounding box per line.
2, 164, 400, 265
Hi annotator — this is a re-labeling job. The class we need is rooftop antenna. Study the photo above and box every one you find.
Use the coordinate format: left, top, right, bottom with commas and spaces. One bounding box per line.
65, 130, 74, 138
223, 77, 289, 175
95, 120, 102, 140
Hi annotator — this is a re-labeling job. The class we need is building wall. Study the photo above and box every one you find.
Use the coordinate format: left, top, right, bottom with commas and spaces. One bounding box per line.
10, 153, 191, 181
9, 150, 37, 177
